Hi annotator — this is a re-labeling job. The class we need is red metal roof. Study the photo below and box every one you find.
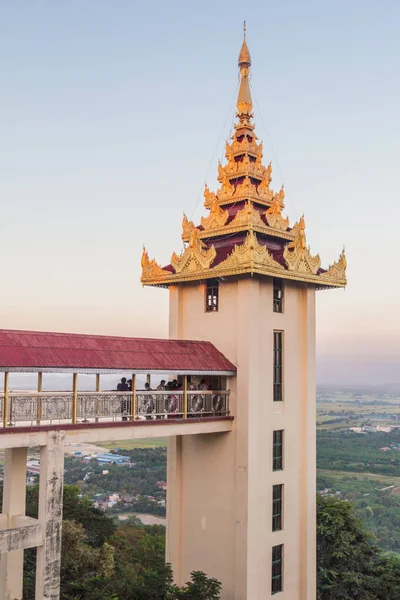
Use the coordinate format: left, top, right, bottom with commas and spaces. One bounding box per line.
0, 329, 236, 375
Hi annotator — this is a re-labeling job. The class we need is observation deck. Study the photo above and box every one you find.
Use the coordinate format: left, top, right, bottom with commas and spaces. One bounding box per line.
0, 329, 235, 446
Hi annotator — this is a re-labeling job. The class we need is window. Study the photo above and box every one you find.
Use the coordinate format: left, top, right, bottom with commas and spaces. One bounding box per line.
273, 331, 283, 401
205, 280, 219, 312
272, 485, 283, 531
273, 430, 283, 471
273, 279, 284, 313
271, 544, 283, 594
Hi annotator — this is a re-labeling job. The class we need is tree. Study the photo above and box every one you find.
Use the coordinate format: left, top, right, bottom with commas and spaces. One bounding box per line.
167, 571, 222, 600
317, 495, 400, 600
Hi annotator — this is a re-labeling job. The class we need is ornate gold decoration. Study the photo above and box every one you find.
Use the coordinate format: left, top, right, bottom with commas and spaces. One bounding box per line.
171, 229, 216, 274
218, 231, 284, 272
229, 137, 259, 158
140, 32, 346, 290
273, 185, 285, 207
265, 198, 289, 231
141, 248, 169, 281
201, 197, 229, 230
216, 175, 235, 202
236, 175, 259, 199
217, 161, 224, 182
181, 213, 197, 240
204, 184, 219, 209
238, 38, 251, 67
291, 214, 305, 237
319, 248, 347, 283
283, 222, 321, 275
256, 141, 263, 164
230, 200, 264, 229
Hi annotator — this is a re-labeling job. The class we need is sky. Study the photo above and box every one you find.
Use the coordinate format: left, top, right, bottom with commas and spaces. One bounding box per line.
1, 1, 400, 384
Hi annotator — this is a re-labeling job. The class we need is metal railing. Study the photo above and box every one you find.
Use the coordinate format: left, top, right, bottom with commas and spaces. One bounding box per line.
0, 390, 230, 428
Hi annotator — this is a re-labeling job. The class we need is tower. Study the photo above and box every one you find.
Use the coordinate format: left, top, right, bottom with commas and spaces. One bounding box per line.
141, 31, 346, 600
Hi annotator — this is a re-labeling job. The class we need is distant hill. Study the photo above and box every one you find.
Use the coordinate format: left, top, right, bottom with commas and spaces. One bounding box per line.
317, 383, 400, 394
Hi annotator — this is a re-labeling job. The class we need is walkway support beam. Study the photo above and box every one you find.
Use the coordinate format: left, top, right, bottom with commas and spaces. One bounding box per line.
72, 373, 78, 424
183, 375, 188, 419
131, 374, 136, 422
37, 372, 43, 425
35, 431, 65, 600
0, 446, 28, 600
2, 372, 8, 428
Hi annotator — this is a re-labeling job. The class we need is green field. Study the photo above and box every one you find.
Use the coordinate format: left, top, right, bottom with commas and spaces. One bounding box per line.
99, 438, 167, 450
318, 468, 400, 487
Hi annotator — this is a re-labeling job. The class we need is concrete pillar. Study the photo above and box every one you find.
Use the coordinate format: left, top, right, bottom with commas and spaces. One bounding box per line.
0, 447, 28, 600
35, 431, 65, 600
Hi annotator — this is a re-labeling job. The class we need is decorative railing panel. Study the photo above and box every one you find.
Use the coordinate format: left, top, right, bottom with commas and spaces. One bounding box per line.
0, 390, 230, 428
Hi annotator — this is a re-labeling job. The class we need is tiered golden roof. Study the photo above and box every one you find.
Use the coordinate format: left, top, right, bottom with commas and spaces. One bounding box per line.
141, 32, 346, 289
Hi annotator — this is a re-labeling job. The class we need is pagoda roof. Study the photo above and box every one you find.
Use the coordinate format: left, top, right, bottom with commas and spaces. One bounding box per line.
141, 31, 346, 290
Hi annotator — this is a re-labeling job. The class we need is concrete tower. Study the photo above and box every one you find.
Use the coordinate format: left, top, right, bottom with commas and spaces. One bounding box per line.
141, 30, 346, 600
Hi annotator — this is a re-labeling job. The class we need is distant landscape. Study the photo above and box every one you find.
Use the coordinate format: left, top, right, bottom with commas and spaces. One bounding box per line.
316, 384, 400, 553
0, 383, 399, 554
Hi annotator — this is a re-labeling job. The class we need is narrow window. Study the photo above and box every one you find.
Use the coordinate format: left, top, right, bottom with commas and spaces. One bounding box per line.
205, 280, 219, 312
272, 485, 283, 531
273, 331, 283, 401
271, 544, 283, 594
273, 278, 284, 313
273, 430, 283, 471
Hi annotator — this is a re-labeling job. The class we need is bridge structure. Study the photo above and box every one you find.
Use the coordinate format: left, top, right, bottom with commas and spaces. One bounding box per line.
0, 329, 235, 600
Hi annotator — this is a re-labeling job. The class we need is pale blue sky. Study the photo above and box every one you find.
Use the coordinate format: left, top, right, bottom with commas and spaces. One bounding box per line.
1, 1, 400, 383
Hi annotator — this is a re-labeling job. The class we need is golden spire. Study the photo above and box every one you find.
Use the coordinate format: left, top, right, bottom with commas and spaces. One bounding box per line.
237, 21, 253, 118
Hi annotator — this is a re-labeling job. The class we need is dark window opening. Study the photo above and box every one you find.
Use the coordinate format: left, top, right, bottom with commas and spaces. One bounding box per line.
272, 485, 283, 532
272, 544, 283, 594
273, 331, 283, 401
273, 279, 284, 313
273, 430, 283, 471
206, 281, 219, 312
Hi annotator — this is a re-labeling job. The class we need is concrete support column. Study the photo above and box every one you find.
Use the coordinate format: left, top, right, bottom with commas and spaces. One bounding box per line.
0, 446, 28, 600
166, 435, 183, 582
35, 431, 65, 600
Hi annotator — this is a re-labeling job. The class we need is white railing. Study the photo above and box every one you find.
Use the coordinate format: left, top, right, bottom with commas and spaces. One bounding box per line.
0, 390, 230, 427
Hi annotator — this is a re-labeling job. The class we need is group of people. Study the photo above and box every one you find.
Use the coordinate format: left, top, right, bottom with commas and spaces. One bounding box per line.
115, 377, 210, 419
117, 377, 209, 393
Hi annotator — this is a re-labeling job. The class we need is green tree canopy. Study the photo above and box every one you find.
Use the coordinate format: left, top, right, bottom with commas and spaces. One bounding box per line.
317, 495, 400, 600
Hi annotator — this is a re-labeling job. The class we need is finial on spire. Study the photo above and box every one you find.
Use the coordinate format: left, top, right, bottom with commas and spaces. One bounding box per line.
238, 25, 251, 68
237, 23, 252, 117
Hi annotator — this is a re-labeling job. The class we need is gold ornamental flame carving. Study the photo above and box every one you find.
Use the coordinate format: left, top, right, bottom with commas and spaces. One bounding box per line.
230, 200, 264, 229
291, 214, 305, 237
216, 175, 235, 203
217, 231, 284, 272
283, 221, 321, 275
171, 229, 216, 274
181, 212, 197, 240
201, 197, 229, 230
141, 247, 169, 283
204, 184, 219, 209
273, 185, 285, 207
319, 248, 347, 283
265, 196, 289, 231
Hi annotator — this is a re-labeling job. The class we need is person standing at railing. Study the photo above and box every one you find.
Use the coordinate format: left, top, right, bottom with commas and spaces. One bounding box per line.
144, 382, 154, 419
117, 377, 129, 421
199, 379, 208, 391
156, 380, 166, 418
192, 379, 208, 414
